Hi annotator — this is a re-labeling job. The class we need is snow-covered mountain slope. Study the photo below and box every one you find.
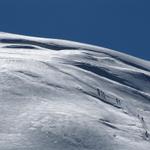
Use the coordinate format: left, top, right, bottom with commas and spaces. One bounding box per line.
0, 32, 150, 150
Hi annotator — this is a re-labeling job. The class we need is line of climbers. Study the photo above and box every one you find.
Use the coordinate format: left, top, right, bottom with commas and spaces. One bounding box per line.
97, 88, 149, 139
116, 98, 121, 105
138, 114, 149, 139
97, 88, 106, 100
97, 88, 121, 105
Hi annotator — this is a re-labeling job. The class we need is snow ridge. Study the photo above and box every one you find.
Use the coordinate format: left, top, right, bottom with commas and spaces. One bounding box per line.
0, 32, 150, 150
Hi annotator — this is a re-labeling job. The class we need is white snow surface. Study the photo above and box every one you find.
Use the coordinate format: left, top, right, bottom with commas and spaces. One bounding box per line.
0, 32, 150, 150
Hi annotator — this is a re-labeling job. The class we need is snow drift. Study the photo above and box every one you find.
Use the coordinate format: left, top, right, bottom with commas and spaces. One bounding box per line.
0, 32, 150, 150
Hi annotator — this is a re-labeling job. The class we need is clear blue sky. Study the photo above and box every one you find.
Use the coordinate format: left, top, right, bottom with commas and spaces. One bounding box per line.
0, 0, 149, 60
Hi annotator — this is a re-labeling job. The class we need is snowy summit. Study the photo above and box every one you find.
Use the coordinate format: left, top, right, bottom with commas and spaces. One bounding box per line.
0, 32, 150, 150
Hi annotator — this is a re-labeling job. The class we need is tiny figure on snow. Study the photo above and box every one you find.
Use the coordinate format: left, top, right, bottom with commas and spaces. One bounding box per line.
101, 91, 106, 100
116, 98, 121, 105
141, 117, 144, 122
97, 88, 100, 97
116, 98, 118, 104
145, 131, 149, 138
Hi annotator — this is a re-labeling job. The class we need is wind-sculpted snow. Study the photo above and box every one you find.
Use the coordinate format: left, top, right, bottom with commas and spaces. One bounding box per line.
0, 32, 150, 150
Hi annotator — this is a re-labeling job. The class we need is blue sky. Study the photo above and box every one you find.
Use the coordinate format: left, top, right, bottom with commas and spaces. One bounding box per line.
0, 0, 149, 60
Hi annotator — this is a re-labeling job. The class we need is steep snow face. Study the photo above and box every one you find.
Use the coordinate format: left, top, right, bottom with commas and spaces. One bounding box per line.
0, 32, 150, 150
